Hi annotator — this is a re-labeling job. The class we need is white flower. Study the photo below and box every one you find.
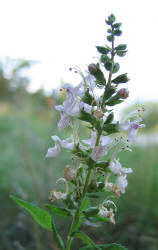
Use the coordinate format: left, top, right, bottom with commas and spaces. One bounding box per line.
58, 111, 70, 131
120, 118, 145, 142
109, 159, 132, 175
80, 102, 92, 114
82, 131, 112, 149
46, 143, 60, 158
46, 136, 74, 158
98, 207, 109, 217
116, 175, 128, 194
90, 145, 108, 162
109, 160, 122, 174
80, 72, 96, 91
83, 132, 112, 162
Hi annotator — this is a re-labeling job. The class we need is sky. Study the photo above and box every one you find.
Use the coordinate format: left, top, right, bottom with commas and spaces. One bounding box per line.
0, 0, 158, 106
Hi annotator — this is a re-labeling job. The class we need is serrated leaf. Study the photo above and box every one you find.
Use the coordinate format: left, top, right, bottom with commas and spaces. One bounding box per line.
116, 50, 127, 57
11, 195, 53, 231
46, 204, 71, 218
72, 231, 96, 249
96, 46, 110, 55
112, 73, 129, 84
80, 242, 128, 250
112, 63, 120, 74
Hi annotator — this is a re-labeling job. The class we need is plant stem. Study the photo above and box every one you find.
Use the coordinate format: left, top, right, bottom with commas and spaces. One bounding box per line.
65, 131, 102, 250
107, 25, 115, 88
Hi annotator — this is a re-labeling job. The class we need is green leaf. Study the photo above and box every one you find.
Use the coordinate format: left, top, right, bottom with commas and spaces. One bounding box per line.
105, 14, 116, 25
106, 113, 114, 124
112, 63, 120, 74
80, 242, 128, 250
87, 193, 100, 198
107, 35, 113, 42
73, 216, 84, 231
51, 217, 65, 250
80, 198, 90, 210
88, 64, 106, 86
103, 122, 119, 134
86, 215, 109, 223
116, 50, 127, 57
82, 90, 96, 106
106, 94, 123, 106
95, 160, 110, 170
100, 55, 109, 63
79, 109, 101, 131
11, 195, 53, 231
96, 46, 111, 55
72, 231, 96, 249
112, 73, 129, 84
104, 60, 113, 71
115, 44, 127, 50
83, 207, 99, 217
103, 86, 116, 102
11, 195, 65, 249
114, 29, 122, 36
113, 22, 122, 29
46, 204, 71, 218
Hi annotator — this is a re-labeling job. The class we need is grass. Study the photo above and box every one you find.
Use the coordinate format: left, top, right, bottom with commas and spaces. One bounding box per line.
1, 100, 158, 250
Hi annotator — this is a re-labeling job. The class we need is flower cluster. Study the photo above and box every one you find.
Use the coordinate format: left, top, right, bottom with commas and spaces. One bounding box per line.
45, 14, 145, 249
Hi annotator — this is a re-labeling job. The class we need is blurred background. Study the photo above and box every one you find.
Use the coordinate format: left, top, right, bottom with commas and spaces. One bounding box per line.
1, 0, 158, 249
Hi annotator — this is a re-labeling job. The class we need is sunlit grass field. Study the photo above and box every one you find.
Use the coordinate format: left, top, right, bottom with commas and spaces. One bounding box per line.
1, 101, 158, 250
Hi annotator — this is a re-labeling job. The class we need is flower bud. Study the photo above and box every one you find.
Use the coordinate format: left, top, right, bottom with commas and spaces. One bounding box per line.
63, 165, 76, 181
88, 63, 98, 75
49, 190, 67, 202
94, 110, 104, 120
117, 88, 129, 99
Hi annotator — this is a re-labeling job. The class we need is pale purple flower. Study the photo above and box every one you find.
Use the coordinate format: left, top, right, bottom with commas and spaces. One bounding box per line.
109, 160, 122, 174
46, 136, 74, 158
90, 145, 108, 162
80, 72, 96, 91
120, 118, 145, 142
58, 111, 70, 130
80, 102, 92, 114
46, 143, 60, 158
109, 159, 133, 175
82, 131, 112, 149
116, 175, 128, 194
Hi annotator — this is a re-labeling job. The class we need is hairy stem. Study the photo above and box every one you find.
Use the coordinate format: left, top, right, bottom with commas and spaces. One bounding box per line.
65, 130, 102, 250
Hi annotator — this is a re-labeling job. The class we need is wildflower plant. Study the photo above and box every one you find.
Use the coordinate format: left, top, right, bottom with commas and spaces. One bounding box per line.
11, 14, 145, 250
